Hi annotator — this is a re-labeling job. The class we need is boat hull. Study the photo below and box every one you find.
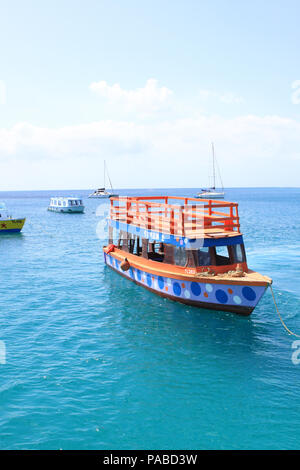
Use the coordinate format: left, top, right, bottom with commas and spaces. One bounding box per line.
195, 193, 225, 199
0, 218, 26, 233
88, 194, 118, 198
48, 206, 84, 213
103, 252, 268, 316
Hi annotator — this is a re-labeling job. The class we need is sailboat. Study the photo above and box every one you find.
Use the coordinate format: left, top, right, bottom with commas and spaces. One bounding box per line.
88, 160, 119, 198
195, 143, 225, 199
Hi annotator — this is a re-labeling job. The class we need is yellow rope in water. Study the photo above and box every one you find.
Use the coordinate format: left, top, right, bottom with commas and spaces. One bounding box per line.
269, 284, 300, 338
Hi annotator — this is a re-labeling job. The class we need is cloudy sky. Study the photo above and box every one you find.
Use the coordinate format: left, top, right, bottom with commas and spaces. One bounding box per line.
1, 0, 300, 190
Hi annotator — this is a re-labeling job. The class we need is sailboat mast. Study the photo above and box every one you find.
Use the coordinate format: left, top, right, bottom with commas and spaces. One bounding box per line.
212, 142, 216, 189
106, 165, 114, 191
104, 160, 106, 188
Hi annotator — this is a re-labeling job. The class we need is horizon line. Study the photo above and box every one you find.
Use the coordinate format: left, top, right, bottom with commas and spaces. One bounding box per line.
0, 186, 300, 193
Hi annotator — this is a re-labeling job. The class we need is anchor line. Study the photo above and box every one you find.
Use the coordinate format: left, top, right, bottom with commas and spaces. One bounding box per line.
269, 284, 300, 338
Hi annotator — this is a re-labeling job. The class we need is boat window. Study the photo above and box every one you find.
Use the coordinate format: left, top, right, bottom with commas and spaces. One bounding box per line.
128, 234, 136, 254
118, 230, 129, 251
163, 245, 174, 264
197, 247, 211, 266
142, 238, 148, 258
214, 246, 231, 266
231, 244, 246, 263
118, 230, 123, 248
133, 236, 142, 256
173, 246, 187, 267
148, 242, 164, 262
108, 226, 115, 244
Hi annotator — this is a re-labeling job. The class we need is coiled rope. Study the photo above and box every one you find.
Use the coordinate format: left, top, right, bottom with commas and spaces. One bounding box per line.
269, 284, 300, 338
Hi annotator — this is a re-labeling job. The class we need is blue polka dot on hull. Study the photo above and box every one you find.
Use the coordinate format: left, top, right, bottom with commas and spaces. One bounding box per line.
215, 289, 228, 304
158, 276, 164, 290
242, 286, 256, 301
173, 282, 181, 296
146, 273, 152, 287
191, 282, 201, 296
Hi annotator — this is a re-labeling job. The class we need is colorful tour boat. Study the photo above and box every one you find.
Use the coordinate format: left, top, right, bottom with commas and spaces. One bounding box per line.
103, 196, 272, 315
0, 202, 26, 233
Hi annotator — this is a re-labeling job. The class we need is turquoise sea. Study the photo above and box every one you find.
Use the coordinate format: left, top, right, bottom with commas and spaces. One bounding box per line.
0, 187, 300, 450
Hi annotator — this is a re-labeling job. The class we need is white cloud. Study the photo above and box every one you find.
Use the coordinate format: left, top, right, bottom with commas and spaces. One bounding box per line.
220, 92, 244, 104
0, 121, 148, 159
198, 89, 244, 104
0, 113, 300, 190
89, 78, 173, 114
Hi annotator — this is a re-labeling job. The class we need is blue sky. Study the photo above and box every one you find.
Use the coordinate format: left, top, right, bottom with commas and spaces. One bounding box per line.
1, 0, 300, 189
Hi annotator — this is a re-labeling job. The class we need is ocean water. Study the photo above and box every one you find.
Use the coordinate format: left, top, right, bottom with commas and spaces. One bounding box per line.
0, 187, 300, 450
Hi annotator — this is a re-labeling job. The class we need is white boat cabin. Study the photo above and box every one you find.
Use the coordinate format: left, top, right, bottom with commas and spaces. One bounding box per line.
48, 197, 84, 213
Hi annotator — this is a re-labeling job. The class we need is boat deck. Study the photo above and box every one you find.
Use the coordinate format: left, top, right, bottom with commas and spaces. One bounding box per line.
194, 269, 272, 285
110, 196, 241, 240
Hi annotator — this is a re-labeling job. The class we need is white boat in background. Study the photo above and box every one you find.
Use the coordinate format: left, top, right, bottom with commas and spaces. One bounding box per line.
48, 197, 84, 213
196, 189, 225, 199
88, 188, 117, 198
195, 143, 225, 199
89, 160, 118, 198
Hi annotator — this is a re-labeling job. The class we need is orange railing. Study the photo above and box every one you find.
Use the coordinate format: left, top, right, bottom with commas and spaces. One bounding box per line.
110, 196, 240, 238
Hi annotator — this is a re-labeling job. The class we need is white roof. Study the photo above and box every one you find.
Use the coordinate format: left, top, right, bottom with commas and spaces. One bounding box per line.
50, 197, 82, 200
